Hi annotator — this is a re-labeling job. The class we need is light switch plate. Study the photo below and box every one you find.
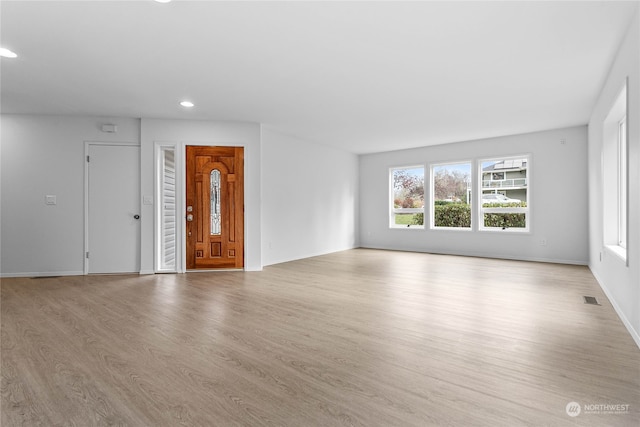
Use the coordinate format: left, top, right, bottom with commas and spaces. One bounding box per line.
45, 195, 57, 205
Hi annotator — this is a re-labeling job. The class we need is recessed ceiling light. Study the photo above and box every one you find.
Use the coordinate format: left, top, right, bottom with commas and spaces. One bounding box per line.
154, 0, 172, 3
0, 47, 18, 58
180, 101, 194, 108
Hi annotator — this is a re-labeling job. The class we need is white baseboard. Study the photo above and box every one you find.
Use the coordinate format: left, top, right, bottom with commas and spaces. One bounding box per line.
262, 245, 358, 267
0, 271, 84, 278
358, 245, 588, 266
589, 266, 640, 350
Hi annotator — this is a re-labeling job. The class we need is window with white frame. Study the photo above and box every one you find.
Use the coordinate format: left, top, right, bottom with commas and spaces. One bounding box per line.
390, 166, 424, 228
603, 82, 627, 261
431, 162, 472, 229
618, 116, 627, 249
479, 156, 529, 231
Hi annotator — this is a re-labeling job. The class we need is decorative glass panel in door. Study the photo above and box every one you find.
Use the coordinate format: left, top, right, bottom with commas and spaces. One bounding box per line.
210, 169, 221, 235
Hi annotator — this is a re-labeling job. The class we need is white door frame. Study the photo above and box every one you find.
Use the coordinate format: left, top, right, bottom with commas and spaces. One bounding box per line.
154, 141, 247, 273
84, 141, 140, 275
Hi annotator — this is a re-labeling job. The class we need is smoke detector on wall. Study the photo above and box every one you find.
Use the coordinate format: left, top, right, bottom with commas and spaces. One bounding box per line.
101, 124, 117, 133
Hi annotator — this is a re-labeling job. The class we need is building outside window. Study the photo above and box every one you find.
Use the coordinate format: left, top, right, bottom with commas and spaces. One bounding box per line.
479, 156, 529, 231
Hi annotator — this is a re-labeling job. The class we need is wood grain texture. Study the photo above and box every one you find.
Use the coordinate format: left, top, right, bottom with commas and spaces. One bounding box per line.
2, 249, 639, 426
186, 145, 244, 270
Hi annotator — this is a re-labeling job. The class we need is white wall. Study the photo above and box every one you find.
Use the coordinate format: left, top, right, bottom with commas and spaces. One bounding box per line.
0, 115, 262, 276
261, 128, 359, 266
0, 115, 140, 276
140, 119, 262, 272
588, 10, 640, 347
359, 125, 588, 265
1, 115, 355, 275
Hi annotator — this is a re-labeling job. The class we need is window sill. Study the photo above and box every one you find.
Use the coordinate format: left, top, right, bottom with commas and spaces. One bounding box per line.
478, 228, 530, 234
431, 227, 472, 231
605, 245, 627, 263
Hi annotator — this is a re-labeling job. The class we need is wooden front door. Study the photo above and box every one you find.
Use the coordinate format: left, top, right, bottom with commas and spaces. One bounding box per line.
186, 146, 244, 269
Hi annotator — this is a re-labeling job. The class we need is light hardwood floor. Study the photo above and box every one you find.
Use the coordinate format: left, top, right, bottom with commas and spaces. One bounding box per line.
2, 249, 639, 426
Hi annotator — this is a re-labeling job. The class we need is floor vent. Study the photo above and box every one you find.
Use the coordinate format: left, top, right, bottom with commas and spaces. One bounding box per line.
583, 296, 600, 305
30, 276, 61, 279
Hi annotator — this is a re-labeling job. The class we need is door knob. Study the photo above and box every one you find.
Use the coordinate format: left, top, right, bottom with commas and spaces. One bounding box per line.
134, 214, 140, 220
186, 214, 193, 222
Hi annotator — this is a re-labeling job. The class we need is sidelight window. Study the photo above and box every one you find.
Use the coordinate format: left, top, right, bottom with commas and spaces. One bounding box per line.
158, 146, 177, 272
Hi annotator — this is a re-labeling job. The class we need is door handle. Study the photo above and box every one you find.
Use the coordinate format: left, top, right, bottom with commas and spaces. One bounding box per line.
186, 214, 193, 222
134, 214, 140, 220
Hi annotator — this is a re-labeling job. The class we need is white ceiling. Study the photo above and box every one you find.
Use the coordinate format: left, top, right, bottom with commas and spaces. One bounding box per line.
1, 1, 637, 154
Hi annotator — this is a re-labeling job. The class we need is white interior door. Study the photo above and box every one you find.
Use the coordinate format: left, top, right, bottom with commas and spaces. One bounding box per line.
87, 143, 140, 274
